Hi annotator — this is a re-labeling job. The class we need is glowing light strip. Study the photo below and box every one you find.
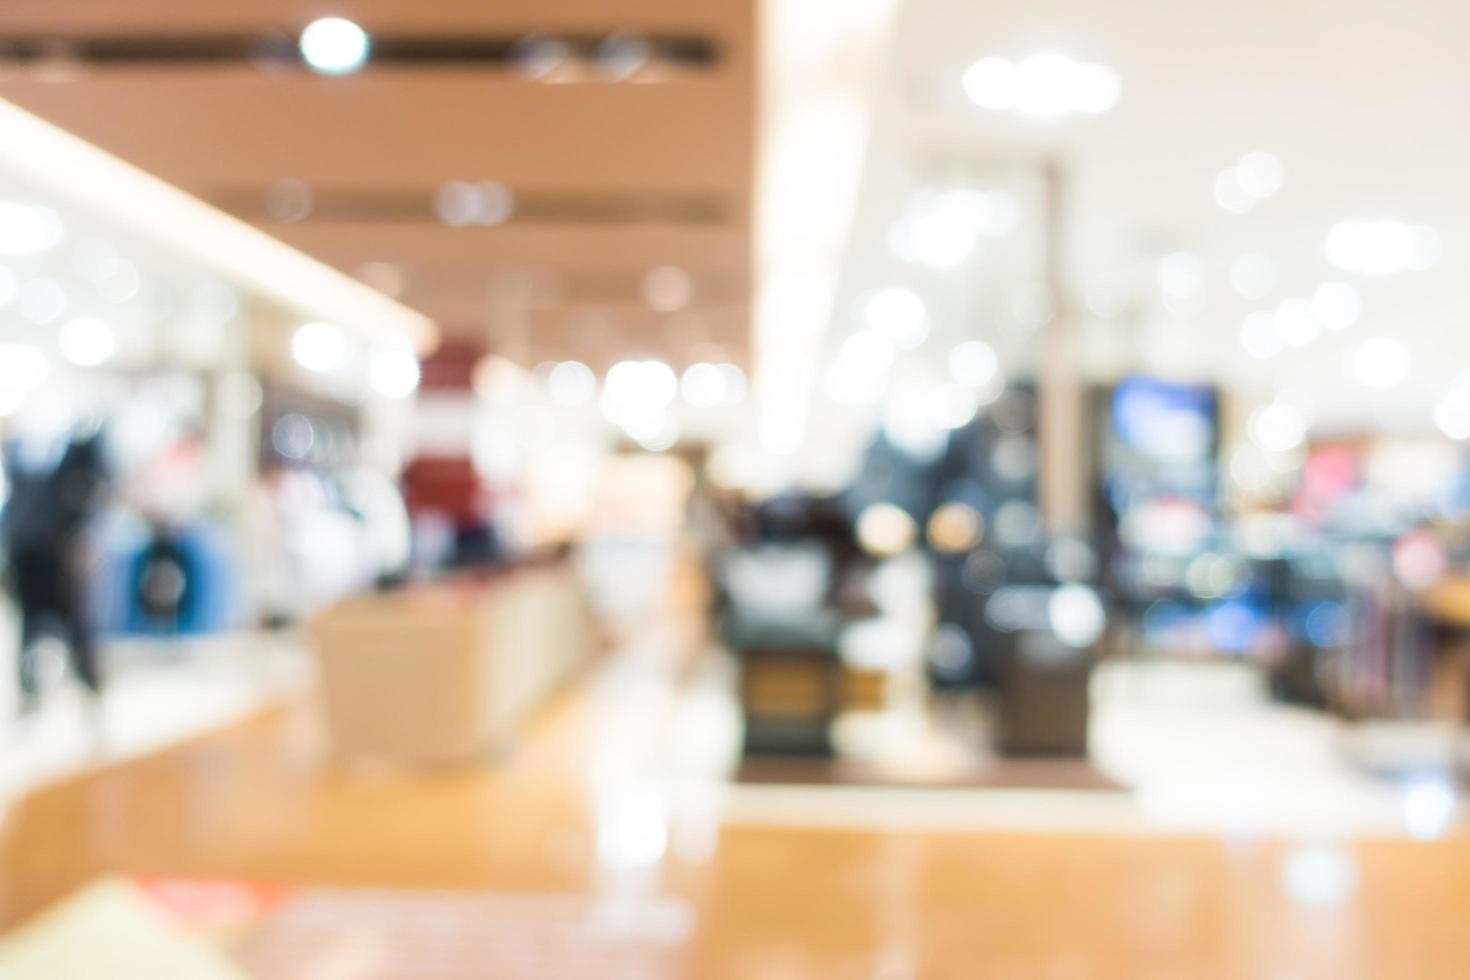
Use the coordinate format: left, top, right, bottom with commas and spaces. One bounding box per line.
0, 97, 438, 353
752, 0, 896, 457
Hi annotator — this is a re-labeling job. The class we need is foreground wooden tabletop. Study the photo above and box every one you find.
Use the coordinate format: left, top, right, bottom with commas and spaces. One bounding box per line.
2, 684, 1468, 979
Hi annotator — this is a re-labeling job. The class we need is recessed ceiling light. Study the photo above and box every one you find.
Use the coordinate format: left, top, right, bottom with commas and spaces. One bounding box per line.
291, 321, 348, 373
299, 17, 370, 76
367, 337, 420, 398
1326, 220, 1439, 275
59, 315, 117, 367
963, 53, 1120, 117
1350, 336, 1411, 389
863, 287, 929, 348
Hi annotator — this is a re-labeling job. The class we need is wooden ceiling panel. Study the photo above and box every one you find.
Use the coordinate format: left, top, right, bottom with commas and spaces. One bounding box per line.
0, 0, 755, 362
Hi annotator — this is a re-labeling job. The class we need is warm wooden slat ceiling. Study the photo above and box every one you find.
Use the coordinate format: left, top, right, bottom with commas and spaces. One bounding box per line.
0, 0, 755, 369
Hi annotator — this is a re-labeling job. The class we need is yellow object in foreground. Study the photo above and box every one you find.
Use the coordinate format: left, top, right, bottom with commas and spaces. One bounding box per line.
0, 878, 248, 980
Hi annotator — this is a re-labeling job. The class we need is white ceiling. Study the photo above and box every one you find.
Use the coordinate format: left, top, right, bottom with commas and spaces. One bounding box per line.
828, 0, 1470, 432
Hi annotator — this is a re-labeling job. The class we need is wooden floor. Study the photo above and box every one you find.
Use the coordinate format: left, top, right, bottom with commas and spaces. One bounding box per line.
3, 670, 1470, 978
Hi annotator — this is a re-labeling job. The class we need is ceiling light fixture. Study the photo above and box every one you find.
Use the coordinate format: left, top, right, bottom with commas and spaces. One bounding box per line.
963, 53, 1119, 117
291, 321, 348, 373
1326, 220, 1440, 275
0, 201, 64, 255
58, 315, 117, 367
863, 287, 929, 348
299, 17, 370, 76
547, 360, 597, 407
1350, 336, 1411, 389
367, 336, 420, 398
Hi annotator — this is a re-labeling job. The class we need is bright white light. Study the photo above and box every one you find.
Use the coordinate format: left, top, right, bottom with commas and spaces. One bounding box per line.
824, 362, 882, 406
1070, 62, 1121, 114
623, 411, 679, 452
1435, 384, 1470, 440
840, 329, 896, 378
1020, 54, 1109, 117
1239, 311, 1281, 360
717, 363, 748, 406
602, 359, 677, 426
962, 57, 1018, 110
883, 394, 948, 460
0, 343, 51, 416
863, 287, 928, 348
1282, 846, 1358, 907
0, 265, 15, 307
595, 788, 670, 869
619, 359, 678, 405
680, 361, 728, 409
965, 53, 1118, 117
1326, 220, 1437, 276
300, 17, 370, 75
1230, 252, 1277, 300
0, 202, 64, 255
1214, 170, 1254, 214
1158, 251, 1206, 299
1049, 584, 1105, 647
1014, 53, 1082, 118
929, 383, 979, 429
948, 340, 999, 388
58, 316, 116, 367
1310, 281, 1362, 331
635, 422, 679, 453
291, 321, 348, 373
1350, 336, 1411, 389
1273, 298, 1319, 349
547, 360, 597, 407
1235, 151, 1284, 199
1249, 401, 1308, 453
644, 265, 692, 311
367, 337, 420, 398
1402, 776, 1456, 841
905, 211, 974, 268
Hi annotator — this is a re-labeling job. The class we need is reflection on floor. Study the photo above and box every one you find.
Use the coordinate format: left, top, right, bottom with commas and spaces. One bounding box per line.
1093, 659, 1462, 836
3, 617, 1470, 975
722, 659, 1465, 839
0, 604, 308, 808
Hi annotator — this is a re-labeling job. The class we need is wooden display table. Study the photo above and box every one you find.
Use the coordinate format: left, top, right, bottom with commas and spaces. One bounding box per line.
310, 560, 591, 765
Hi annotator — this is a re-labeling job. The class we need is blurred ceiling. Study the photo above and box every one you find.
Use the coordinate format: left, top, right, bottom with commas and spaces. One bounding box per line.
828, 0, 1470, 430
0, 0, 755, 372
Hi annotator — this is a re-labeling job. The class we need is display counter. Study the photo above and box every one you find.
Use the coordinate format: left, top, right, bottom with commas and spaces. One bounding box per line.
310, 555, 591, 764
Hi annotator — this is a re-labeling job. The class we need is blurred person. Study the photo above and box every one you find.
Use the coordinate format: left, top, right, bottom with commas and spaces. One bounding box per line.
1, 423, 111, 713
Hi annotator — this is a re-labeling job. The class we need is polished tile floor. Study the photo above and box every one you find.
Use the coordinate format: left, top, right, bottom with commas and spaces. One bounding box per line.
2, 625, 1470, 976
0, 605, 306, 806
